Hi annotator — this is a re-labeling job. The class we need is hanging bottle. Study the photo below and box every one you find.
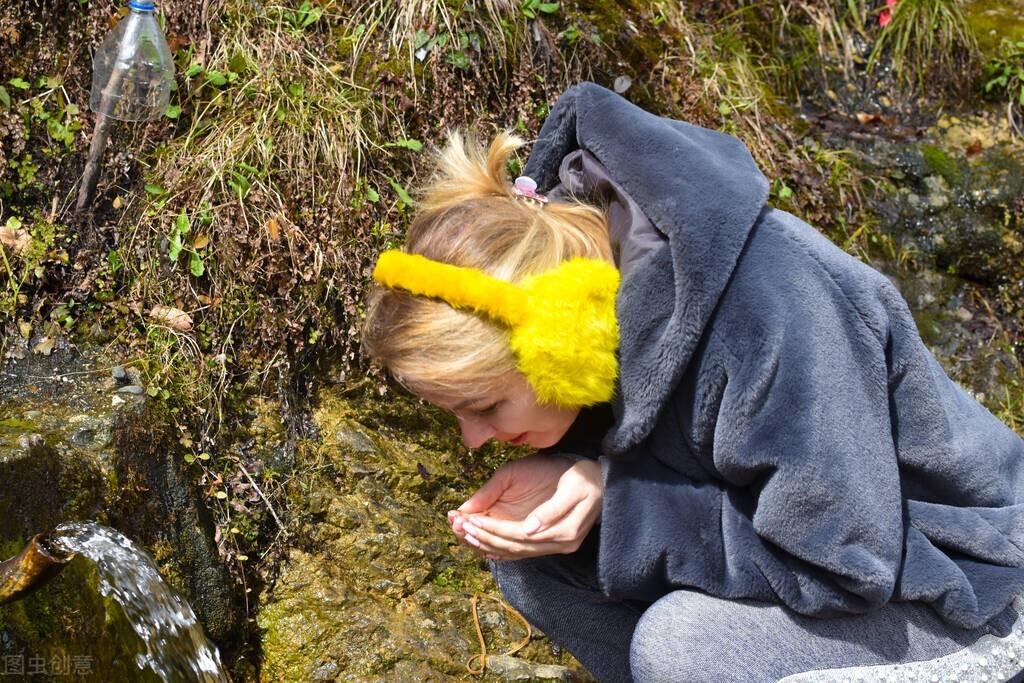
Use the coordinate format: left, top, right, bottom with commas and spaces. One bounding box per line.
89, 0, 174, 122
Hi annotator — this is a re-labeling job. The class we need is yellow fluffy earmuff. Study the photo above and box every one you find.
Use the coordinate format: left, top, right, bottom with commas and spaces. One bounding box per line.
372, 250, 619, 407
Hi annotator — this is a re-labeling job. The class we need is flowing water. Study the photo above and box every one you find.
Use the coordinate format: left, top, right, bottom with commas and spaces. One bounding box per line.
51, 522, 228, 683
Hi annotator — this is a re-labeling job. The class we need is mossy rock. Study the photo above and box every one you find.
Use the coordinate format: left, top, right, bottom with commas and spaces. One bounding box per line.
259, 387, 590, 681
0, 549, 163, 682
920, 143, 962, 187
0, 345, 242, 671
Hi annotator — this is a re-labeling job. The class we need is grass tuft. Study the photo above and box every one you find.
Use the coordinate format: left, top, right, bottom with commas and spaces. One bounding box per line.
867, 0, 978, 90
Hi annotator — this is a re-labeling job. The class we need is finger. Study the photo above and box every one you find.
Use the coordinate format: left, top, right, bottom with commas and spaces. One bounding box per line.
457, 467, 511, 515
467, 532, 565, 561
520, 473, 589, 535
450, 522, 486, 555
525, 494, 601, 544
465, 514, 531, 541
463, 520, 564, 557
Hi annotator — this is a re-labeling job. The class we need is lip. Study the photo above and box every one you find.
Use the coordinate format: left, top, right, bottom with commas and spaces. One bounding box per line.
509, 432, 528, 445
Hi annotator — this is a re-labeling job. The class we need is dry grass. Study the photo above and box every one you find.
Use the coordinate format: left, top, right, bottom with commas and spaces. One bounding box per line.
648, 1, 787, 171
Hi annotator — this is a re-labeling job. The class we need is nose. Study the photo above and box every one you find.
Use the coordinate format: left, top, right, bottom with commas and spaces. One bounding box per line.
458, 416, 495, 449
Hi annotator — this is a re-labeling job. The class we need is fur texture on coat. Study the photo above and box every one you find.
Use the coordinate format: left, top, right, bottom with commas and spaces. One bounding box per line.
524, 82, 1024, 629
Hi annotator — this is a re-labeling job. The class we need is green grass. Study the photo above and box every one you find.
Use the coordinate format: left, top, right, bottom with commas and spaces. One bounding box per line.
984, 38, 1024, 136
867, 0, 978, 89
996, 376, 1024, 434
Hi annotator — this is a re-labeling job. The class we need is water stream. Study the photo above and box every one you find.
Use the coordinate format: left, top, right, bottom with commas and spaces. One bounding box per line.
51, 522, 228, 683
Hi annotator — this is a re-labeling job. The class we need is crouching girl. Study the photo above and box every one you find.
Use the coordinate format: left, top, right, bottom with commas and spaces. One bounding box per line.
361, 82, 1024, 682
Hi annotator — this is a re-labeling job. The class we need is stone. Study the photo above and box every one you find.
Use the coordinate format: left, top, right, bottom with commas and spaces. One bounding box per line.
310, 660, 340, 680
333, 421, 377, 454
486, 655, 576, 681
17, 433, 43, 449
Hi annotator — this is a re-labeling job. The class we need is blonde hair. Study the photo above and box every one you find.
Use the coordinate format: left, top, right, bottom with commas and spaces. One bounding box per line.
361, 130, 612, 400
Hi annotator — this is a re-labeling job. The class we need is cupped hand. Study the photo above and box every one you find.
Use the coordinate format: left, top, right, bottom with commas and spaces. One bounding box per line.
447, 454, 604, 561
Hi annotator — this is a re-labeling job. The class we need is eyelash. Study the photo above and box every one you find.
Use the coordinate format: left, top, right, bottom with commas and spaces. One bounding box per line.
472, 402, 499, 417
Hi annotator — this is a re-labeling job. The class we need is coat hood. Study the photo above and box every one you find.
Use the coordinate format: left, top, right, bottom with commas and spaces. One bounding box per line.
524, 82, 770, 455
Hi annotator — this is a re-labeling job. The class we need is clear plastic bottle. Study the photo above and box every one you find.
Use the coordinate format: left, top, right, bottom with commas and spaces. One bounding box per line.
89, 0, 174, 122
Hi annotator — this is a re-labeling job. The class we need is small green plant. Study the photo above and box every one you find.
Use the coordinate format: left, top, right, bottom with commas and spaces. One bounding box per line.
520, 0, 558, 20
283, 1, 323, 32
387, 176, 414, 210
384, 138, 423, 151
984, 39, 1024, 136
12, 156, 37, 190
772, 178, 794, 200
166, 209, 207, 277
0, 215, 58, 316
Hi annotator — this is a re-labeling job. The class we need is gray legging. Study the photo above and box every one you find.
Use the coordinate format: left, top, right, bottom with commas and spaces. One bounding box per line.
489, 531, 1024, 682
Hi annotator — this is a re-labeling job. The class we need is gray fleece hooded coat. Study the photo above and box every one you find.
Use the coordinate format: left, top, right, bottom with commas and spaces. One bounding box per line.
523, 82, 1024, 629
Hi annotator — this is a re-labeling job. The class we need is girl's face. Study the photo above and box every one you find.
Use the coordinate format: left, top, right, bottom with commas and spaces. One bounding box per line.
422, 372, 580, 449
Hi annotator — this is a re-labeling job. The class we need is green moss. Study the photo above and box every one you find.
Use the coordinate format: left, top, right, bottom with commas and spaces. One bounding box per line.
966, 0, 1024, 54
920, 144, 962, 186
0, 553, 144, 679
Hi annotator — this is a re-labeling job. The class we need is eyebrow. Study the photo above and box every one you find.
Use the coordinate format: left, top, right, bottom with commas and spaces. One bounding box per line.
452, 397, 483, 412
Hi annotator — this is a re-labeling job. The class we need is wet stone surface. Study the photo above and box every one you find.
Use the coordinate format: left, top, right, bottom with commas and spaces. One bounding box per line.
0, 342, 241, 673
257, 386, 592, 682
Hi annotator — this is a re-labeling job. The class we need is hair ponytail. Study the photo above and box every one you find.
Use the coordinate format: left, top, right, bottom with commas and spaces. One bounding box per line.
416, 131, 524, 213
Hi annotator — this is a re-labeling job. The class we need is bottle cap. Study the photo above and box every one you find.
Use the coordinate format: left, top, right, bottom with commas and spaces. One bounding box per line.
128, 0, 156, 10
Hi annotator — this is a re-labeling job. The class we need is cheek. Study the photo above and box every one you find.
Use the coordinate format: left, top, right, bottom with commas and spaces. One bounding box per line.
534, 406, 575, 436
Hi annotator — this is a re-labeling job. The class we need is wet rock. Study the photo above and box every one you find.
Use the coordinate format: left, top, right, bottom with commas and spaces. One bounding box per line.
332, 421, 377, 455
486, 655, 576, 681
243, 398, 290, 472
922, 175, 950, 210
259, 388, 592, 681
116, 384, 145, 395
108, 399, 243, 644
67, 414, 110, 448
16, 433, 43, 450
310, 660, 340, 680
0, 345, 242, 669
864, 110, 1024, 294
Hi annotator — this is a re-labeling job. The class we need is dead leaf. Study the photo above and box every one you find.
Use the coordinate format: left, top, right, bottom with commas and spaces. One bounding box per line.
113, 195, 124, 209
0, 227, 31, 254
167, 32, 191, 53
194, 234, 210, 249
965, 139, 983, 157
855, 112, 882, 125
33, 336, 55, 356
266, 217, 280, 241
18, 321, 31, 339
108, 9, 127, 29
149, 305, 193, 331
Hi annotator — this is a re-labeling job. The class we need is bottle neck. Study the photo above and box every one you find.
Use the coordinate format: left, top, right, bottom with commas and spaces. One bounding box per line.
128, 1, 156, 12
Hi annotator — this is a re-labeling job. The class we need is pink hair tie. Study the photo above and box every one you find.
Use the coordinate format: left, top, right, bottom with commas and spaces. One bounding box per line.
512, 176, 548, 204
